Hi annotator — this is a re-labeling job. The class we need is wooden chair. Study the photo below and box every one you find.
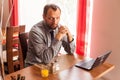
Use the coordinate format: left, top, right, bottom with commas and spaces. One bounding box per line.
19, 32, 29, 65
5, 25, 25, 73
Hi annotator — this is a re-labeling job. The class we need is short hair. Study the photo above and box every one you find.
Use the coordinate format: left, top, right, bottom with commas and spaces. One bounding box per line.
43, 4, 61, 16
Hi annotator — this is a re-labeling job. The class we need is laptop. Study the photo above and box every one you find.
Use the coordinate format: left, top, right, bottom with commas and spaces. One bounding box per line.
75, 51, 112, 70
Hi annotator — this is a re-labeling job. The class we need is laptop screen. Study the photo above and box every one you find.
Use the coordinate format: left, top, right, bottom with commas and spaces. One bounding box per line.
92, 51, 112, 68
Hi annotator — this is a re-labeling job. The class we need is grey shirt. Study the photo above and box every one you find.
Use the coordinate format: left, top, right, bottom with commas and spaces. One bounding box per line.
25, 21, 75, 66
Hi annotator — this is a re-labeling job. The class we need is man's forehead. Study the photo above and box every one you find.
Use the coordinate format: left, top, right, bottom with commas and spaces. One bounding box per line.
47, 8, 60, 13
46, 8, 61, 16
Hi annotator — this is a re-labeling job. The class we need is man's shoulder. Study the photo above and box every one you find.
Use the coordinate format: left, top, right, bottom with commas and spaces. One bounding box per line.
34, 21, 44, 27
32, 21, 45, 30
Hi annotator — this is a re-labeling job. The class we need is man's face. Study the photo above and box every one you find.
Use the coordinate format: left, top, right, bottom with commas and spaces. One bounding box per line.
43, 8, 61, 29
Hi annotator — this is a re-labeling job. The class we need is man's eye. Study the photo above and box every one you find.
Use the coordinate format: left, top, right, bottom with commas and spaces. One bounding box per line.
48, 17, 59, 20
49, 18, 53, 20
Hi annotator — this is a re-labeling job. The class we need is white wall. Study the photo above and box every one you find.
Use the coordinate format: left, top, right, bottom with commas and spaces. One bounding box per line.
91, 0, 120, 79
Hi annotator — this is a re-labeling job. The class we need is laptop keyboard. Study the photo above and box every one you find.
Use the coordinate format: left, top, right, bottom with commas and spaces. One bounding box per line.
77, 59, 95, 68
81, 60, 94, 66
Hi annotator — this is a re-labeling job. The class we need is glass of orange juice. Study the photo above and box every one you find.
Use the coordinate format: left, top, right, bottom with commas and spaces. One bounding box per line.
41, 65, 49, 77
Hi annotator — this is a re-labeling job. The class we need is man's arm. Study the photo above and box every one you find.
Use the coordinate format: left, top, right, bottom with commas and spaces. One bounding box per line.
55, 26, 75, 54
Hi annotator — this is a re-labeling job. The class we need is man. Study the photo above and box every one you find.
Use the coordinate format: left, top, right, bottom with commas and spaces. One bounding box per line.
25, 4, 75, 67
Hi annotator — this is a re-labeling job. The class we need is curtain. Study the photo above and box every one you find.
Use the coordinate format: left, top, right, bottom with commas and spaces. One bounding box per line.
76, 0, 87, 56
9, 0, 18, 26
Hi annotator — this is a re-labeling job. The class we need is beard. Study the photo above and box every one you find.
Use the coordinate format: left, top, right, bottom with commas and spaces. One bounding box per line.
44, 20, 59, 29
48, 23, 58, 29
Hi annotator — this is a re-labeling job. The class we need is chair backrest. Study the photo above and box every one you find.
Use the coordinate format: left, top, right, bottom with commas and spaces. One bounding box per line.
19, 32, 29, 62
6, 25, 25, 73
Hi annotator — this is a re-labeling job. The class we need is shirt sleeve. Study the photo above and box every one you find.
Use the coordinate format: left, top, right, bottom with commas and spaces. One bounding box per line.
61, 36, 75, 54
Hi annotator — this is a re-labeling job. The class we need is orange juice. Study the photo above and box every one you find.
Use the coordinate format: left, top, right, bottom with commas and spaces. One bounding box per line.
41, 69, 49, 77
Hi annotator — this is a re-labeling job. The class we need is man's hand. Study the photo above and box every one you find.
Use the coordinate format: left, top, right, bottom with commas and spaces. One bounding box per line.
55, 26, 73, 42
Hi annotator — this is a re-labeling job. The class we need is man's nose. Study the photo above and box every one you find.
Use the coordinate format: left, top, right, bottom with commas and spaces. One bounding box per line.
52, 18, 57, 24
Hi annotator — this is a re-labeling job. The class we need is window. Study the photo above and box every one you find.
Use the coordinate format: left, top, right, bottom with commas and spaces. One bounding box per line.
18, 0, 77, 38
18, 0, 78, 54
18, 0, 93, 56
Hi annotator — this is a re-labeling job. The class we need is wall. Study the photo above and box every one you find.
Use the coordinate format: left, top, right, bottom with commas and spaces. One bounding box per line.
91, 0, 120, 80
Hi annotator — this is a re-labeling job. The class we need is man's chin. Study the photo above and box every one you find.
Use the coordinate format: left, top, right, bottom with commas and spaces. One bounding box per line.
51, 25, 58, 29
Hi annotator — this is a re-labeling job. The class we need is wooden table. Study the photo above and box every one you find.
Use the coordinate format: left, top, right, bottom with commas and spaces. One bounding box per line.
5, 54, 115, 80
